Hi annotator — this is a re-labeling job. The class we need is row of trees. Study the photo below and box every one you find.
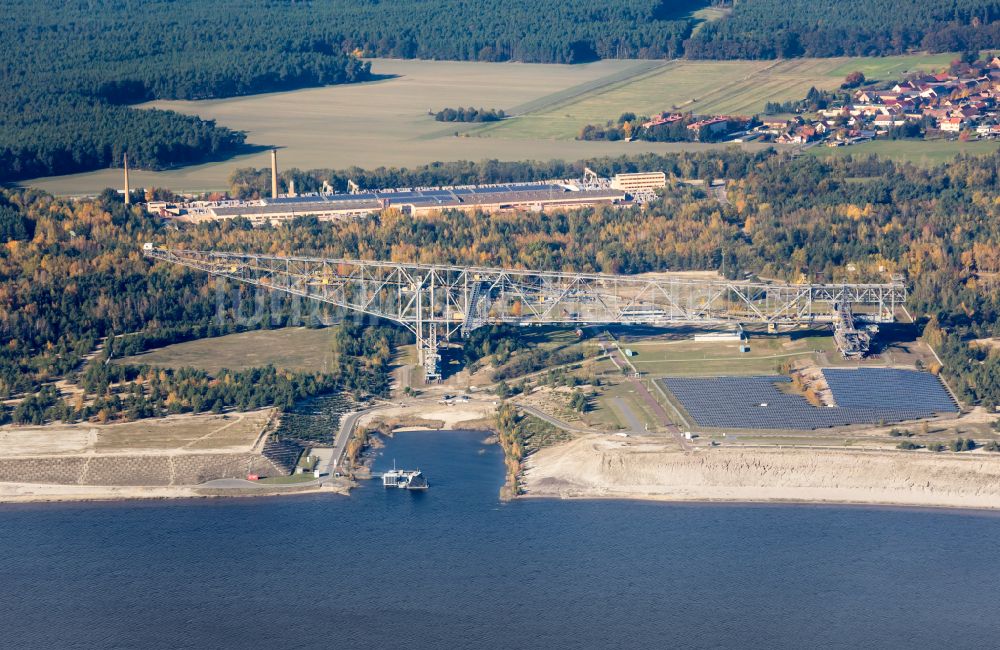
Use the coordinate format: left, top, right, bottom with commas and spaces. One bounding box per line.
578, 112, 752, 143
898, 438, 987, 451
763, 87, 851, 115
434, 107, 505, 123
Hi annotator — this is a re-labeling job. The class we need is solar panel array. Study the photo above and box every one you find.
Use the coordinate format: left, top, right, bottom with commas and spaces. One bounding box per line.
662, 368, 957, 430
823, 368, 956, 412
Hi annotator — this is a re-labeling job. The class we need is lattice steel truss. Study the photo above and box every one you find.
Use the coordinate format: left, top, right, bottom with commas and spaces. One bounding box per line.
144, 247, 906, 380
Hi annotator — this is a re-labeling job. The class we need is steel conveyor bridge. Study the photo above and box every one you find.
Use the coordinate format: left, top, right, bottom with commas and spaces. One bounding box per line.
143, 246, 906, 380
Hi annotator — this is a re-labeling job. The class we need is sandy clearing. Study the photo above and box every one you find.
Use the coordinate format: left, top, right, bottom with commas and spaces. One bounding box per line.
359, 400, 495, 430
523, 434, 1000, 510
0, 410, 272, 457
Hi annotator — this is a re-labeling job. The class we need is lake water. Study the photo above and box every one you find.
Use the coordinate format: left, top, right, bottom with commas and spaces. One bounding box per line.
2, 429, 999, 649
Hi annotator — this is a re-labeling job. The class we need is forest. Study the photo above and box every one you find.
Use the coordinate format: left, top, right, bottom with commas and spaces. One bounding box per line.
6, 147, 1000, 423
0, 1, 370, 182
685, 0, 1000, 59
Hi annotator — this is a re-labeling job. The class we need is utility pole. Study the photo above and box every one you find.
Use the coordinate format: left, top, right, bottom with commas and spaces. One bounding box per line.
123, 152, 131, 205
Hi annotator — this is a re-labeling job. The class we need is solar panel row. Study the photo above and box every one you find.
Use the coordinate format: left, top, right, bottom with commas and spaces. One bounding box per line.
662, 368, 956, 430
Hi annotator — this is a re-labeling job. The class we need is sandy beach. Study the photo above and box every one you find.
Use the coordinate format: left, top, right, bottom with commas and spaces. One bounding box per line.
523, 434, 1000, 510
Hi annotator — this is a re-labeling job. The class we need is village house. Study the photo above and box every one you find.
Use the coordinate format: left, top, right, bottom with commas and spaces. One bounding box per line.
873, 114, 906, 129
939, 116, 965, 132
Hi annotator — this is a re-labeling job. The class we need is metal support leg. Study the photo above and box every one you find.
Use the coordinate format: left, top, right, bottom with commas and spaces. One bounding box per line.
421, 322, 441, 382
414, 279, 441, 382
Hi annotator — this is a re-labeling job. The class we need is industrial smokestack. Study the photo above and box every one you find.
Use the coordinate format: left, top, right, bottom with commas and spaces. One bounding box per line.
270, 149, 278, 199
123, 152, 131, 205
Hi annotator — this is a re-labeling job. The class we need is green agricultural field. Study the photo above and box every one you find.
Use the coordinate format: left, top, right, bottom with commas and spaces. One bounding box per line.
115, 327, 337, 374
471, 59, 779, 140
614, 332, 838, 376
469, 52, 964, 141
809, 139, 1000, 166
825, 52, 965, 81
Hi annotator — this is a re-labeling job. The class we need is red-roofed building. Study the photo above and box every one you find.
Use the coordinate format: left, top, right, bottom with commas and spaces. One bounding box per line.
939, 116, 966, 132
686, 116, 731, 140
642, 112, 684, 129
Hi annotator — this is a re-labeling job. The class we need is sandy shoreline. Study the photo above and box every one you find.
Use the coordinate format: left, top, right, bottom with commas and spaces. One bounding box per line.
0, 480, 348, 504
0, 477, 350, 505
522, 435, 1000, 511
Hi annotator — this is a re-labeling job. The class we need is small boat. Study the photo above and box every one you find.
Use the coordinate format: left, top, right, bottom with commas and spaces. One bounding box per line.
382, 461, 429, 490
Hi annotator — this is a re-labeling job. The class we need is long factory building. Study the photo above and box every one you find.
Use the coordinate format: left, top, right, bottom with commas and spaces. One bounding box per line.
148, 173, 666, 225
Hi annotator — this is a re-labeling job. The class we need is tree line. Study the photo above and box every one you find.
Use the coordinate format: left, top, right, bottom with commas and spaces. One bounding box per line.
764, 88, 851, 115
578, 112, 754, 143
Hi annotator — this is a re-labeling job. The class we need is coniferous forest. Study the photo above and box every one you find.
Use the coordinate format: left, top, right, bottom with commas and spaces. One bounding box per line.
685, 0, 1000, 59
0, 1, 371, 183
